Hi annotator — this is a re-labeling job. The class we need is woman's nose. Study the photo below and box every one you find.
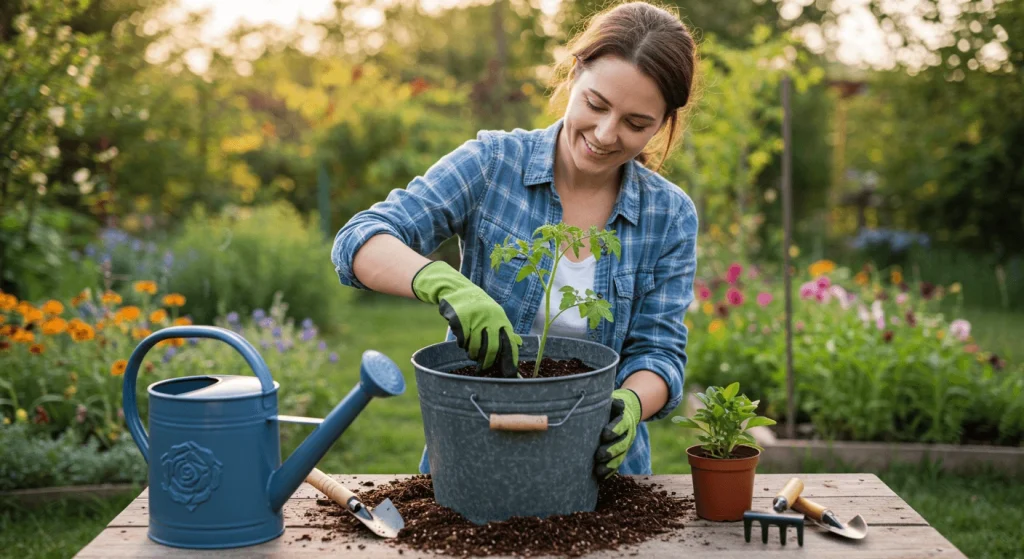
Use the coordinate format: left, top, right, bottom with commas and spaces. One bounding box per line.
594, 117, 617, 147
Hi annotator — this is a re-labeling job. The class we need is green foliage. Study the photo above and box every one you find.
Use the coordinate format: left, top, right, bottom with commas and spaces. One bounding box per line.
684, 258, 1024, 446
0, 424, 146, 491
164, 202, 351, 328
490, 223, 620, 377
671, 382, 776, 459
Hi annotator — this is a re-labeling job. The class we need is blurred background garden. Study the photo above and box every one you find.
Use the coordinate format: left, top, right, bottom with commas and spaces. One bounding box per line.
1, 0, 1021, 557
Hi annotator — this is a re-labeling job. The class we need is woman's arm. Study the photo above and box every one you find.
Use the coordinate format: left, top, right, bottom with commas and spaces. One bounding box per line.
622, 371, 669, 421
351, 234, 432, 299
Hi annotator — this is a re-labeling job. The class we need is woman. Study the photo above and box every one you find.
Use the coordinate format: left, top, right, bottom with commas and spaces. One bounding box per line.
331, 1, 699, 479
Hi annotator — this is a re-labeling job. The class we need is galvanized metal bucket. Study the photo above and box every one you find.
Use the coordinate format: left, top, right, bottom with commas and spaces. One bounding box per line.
411, 335, 619, 524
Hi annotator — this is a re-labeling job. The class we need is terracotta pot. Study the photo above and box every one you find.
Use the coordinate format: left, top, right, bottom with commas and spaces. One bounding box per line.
686, 444, 760, 521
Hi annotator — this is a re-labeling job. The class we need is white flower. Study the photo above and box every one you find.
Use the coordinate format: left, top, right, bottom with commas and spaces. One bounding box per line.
96, 146, 119, 162
138, 109, 150, 121
79, 181, 94, 194
949, 319, 971, 342
48, 106, 66, 127
30, 172, 47, 185
67, 65, 79, 77
720, 362, 731, 372
73, 168, 90, 184
24, 27, 37, 46
42, 145, 60, 159
688, 299, 699, 313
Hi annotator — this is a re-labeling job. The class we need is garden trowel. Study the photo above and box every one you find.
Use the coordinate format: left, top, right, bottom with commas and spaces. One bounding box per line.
305, 468, 405, 538
792, 496, 868, 540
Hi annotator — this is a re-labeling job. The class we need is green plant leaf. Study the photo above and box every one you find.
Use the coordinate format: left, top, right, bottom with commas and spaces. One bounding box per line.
745, 416, 777, 428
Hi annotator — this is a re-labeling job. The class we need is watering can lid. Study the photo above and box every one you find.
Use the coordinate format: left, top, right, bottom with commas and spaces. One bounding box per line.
171, 375, 279, 399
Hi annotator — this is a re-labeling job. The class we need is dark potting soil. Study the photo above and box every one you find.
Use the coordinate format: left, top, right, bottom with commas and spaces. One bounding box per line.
305, 475, 695, 557
449, 357, 593, 379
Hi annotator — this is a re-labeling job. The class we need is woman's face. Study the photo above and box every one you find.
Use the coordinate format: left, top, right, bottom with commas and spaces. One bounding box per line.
561, 56, 667, 178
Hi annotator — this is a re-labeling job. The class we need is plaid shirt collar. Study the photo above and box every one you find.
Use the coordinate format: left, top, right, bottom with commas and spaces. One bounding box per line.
522, 119, 642, 227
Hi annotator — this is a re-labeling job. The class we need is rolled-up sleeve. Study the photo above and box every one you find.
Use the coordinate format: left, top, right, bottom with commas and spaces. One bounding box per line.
616, 203, 698, 420
331, 132, 494, 290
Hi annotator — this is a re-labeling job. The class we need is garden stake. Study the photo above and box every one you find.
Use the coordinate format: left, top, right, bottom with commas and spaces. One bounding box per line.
743, 511, 805, 546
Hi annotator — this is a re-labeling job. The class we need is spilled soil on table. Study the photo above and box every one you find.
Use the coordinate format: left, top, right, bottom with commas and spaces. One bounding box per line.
304, 475, 695, 557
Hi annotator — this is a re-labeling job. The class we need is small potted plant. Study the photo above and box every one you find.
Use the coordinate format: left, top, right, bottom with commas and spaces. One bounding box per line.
411, 223, 622, 524
672, 382, 776, 521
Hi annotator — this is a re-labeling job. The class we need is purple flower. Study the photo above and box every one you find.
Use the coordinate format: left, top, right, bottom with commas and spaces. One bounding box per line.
272, 326, 282, 339
318, 341, 328, 351
253, 309, 266, 321
163, 347, 177, 363
276, 340, 288, 353
301, 318, 314, 329
260, 340, 270, 350
329, 352, 339, 363
301, 328, 317, 342
226, 312, 239, 324
188, 338, 199, 346
259, 317, 274, 329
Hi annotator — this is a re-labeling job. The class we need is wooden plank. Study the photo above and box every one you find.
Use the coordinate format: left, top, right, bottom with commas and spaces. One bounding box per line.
108, 495, 928, 529
134, 473, 897, 500
75, 524, 966, 558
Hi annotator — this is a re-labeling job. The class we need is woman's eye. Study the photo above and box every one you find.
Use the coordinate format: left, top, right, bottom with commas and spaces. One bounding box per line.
585, 100, 605, 112
627, 122, 646, 132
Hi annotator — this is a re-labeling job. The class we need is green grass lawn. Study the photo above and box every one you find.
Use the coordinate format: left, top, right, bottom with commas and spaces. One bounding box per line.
4, 297, 1021, 558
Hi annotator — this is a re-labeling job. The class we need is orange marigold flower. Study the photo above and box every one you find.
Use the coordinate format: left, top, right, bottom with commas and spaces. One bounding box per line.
70, 289, 90, 307
132, 327, 152, 340
42, 300, 64, 315
29, 343, 45, 354
173, 316, 192, 326
116, 306, 141, 322
808, 259, 837, 278
0, 293, 17, 311
891, 270, 903, 284
94, 319, 107, 331
162, 293, 186, 307
854, 271, 869, 285
12, 329, 34, 343
0, 324, 14, 336
71, 323, 95, 342
156, 338, 185, 348
149, 309, 168, 323
20, 307, 43, 324
42, 318, 68, 335
134, 281, 158, 295
111, 359, 128, 376
101, 291, 123, 305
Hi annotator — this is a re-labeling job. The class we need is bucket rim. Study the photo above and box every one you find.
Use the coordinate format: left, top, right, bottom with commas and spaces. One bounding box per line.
410, 336, 620, 384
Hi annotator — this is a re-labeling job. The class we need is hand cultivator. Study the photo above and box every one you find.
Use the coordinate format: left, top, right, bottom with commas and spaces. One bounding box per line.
744, 476, 869, 547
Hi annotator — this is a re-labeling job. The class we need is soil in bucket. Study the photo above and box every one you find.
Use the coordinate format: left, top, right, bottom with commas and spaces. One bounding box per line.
449, 357, 593, 379
305, 475, 696, 557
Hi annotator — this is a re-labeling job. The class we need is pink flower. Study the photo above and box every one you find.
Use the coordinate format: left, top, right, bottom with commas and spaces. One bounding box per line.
726, 263, 743, 285
761, 325, 772, 335
830, 285, 851, 310
815, 289, 832, 304
875, 315, 886, 330
857, 304, 871, 324
799, 281, 816, 300
726, 287, 745, 306
756, 292, 773, 307
815, 276, 831, 291
697, 286, 712, 300
896, 293, 909, 306
949, 319, 971, 341
795, 320, 805, 332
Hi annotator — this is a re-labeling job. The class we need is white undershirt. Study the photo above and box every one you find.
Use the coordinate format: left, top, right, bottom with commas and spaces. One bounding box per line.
529, 255, 598, 340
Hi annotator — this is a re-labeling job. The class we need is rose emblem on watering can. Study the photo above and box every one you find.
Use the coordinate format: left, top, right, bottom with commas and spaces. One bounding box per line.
160, 440, 224, 512
121, 325, 405, 549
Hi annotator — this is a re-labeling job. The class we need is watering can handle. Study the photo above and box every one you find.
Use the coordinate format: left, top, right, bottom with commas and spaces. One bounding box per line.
469, 391, 586, 431
122, 325, 276, 463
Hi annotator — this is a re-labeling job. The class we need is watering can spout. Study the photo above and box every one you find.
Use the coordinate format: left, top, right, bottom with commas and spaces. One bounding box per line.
267, 350, 405, 511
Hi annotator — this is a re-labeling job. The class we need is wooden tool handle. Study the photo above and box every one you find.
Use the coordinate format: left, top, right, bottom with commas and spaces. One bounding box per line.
777, 477, 804, 504
489, 413, 548, 431
306, 467, 357, 505
792, 496, 829, 522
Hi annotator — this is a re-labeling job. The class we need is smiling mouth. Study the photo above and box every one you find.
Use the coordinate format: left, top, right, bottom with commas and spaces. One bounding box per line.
582, 135, 614, 156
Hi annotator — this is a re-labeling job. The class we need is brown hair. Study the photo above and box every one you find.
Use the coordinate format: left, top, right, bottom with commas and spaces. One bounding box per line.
548, 1, 699, 172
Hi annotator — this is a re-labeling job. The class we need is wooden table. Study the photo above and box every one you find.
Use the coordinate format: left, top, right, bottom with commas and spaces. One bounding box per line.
75, 474, 965, 558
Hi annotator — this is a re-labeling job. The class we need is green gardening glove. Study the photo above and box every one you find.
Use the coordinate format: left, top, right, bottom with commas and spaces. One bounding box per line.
594, 388, 643, 480
412, 261, 522, 377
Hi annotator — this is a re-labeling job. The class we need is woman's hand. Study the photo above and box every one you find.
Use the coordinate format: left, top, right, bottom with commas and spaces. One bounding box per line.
412, 261, 522, 376
594, 388, 643, 479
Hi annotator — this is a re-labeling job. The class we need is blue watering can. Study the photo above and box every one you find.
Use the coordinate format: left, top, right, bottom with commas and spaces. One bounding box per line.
122, 325, 405, 549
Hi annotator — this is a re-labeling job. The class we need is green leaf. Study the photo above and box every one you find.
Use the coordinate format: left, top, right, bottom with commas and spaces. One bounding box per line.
516, 265, 534, 282
560, 290, 577, 311
744, 416, 777, 428
723, 382, 739, 400
671, 416, 702, 430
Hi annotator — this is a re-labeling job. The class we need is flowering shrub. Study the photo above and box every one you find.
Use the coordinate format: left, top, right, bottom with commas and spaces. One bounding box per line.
685, 260, 1024, 446
0, 285, 345, 461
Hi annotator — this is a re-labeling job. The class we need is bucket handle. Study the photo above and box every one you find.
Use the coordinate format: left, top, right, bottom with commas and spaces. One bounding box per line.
469, 391, 586, 431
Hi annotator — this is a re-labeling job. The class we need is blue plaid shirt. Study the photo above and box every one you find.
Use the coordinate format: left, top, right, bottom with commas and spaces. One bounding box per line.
332, 119, 698, 475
